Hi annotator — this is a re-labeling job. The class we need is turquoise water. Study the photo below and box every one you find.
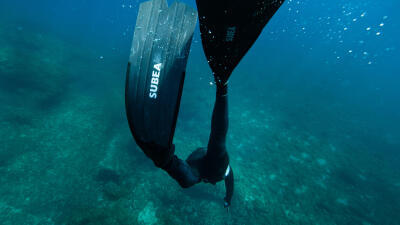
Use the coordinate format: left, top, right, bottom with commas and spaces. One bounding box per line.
1, 0, 399, 224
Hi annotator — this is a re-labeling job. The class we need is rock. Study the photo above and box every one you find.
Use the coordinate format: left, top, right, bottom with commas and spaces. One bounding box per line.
138, 202, 158, 225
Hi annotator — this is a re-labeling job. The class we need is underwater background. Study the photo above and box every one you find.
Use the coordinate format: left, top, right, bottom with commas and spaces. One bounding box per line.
0, 0, 399, 224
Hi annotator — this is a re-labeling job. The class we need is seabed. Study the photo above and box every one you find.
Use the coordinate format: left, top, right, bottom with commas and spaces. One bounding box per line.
0, 19, 399, 225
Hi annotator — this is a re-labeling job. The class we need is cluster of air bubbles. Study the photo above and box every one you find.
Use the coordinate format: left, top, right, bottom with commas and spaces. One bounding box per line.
364, 16, 386, 37
339, 9, 389, 65
287, 0, 302, 14
270, 0, 393, 66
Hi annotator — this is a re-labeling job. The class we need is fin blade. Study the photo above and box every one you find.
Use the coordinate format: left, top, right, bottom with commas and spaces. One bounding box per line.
196, 0, 285, 83
126, 0, 198, 153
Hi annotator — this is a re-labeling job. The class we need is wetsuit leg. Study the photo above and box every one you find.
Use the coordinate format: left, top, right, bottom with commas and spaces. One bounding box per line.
163, 154, 200, 188
183, 84, 229, 187
206, 84, 234, 203
207, 84, 229, 157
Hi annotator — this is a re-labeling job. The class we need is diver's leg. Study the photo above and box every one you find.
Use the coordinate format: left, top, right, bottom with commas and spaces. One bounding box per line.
162, 153, 200, 188
143, 144, 199, 188
207, 83, 228, 155
151, 144, 199, 188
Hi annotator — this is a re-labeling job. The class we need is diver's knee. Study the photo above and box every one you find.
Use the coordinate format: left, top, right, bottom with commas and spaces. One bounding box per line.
164, 155, 200, 188
142, 143, 175, 169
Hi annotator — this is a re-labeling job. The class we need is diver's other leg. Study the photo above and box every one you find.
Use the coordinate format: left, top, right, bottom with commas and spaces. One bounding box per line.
207, 83, 228, 155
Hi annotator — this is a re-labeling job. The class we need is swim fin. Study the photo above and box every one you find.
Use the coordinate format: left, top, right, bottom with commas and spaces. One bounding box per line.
196, 0, 285, 85
125, 0, 198, 167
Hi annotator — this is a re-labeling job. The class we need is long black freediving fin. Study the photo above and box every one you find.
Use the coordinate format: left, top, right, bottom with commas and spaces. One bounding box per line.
125, 0, 198, 167
196, 0, 285, 85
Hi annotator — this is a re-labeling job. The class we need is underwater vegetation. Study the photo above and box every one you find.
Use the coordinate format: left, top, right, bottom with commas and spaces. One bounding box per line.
1, 0, 400, 224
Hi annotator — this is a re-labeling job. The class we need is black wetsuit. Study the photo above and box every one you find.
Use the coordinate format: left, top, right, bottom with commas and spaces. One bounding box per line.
162, 84, 234, 207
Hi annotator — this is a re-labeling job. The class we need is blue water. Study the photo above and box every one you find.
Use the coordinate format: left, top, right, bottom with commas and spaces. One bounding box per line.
0, 0, 399, 224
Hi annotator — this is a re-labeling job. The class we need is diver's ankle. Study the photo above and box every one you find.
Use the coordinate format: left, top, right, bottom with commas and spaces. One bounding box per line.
216, 83, 228, 96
